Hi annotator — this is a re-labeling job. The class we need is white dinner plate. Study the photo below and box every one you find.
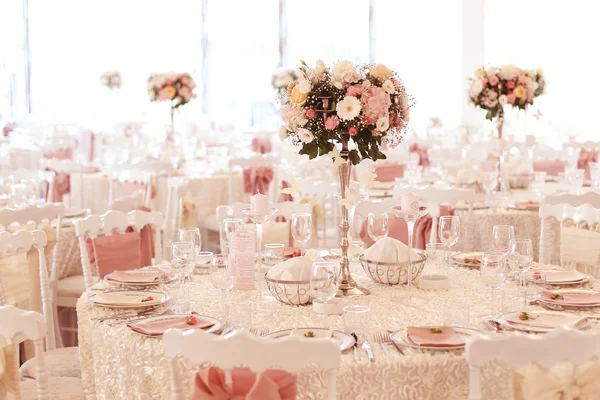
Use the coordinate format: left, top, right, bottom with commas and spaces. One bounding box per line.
451, 252, 483, 268
128, 314, 223, 338
526, 270, 591, 286
496, 310, 590, 333
88, 290, 168, 309
390, 326, 481, 351
262, 328, 355, 351
537, 289, 600, 310
103, 269, 170, 287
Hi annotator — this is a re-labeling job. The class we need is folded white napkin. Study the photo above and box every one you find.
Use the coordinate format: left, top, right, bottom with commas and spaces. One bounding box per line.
266, 249, 324, 281
364, 237, 420, 263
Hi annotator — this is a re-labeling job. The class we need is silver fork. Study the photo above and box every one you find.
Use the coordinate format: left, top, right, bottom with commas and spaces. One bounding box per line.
108, 309, 175, 326
372, 332, 392, 358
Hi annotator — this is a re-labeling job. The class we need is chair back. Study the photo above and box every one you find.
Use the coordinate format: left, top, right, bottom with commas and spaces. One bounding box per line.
299, 181, 338, 248
0, 169, 56, 203
163, 329, 340, 400
0, 230, 54, 350
465, 329, 600, 400
112, 160, 174, 175
539, 203, 600, 275
39, 158, 85, 206
108, 190, 145, 212
74, 210, 163, 288
0, 305, 49, 400
229, 154, 279, 203
544, 192, 600, 208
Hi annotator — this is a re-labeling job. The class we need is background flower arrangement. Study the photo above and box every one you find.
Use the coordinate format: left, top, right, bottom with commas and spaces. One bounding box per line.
272, 68, 297, 94
147, 72, 196, 109
100, 70, 121, 90
468, 64, 545, 120
278, 60, 413, 165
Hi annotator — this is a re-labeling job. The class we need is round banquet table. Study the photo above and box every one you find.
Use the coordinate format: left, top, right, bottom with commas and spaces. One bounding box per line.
74, 261, 578, 400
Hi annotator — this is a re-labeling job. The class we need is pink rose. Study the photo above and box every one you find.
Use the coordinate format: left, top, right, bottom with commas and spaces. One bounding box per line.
165, 80, 173, 86
507, 94, 516, 104
306, 108, 316, 119
325, 115, 339, 130
372, 130, 381, 137
482, 78, 489, 85
361, 86, 392, 120
363, 117, 372, 125
395, 117, 405, 129
518, 75, 527, 84
349, 127, 358, 136
346, 81, 371, 97
180, 77, 189, 85
489, 75, 499, 86
506, 81, 515, 89
157, 89, 170, 101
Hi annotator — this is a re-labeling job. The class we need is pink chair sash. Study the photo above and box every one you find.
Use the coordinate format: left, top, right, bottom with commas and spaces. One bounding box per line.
409, 143, 430, 167
533, 160, 565, 176
43, 147, 74, 160
44, 169, 71, 202
578, 149, 598, 180
3, 123, 15, 137
278, 181, 293, 203
122, 182, 158, 199
251, 137, 272, 154
191, 367, 297, 400
360, 205, 454, 250
375, 164, 405, 182
243, 166, 274, 195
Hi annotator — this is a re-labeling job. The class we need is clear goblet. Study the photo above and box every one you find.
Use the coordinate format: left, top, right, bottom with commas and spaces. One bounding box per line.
291, 213, 312, 256
439, 216, 460, 250
480, 252, 507, 320
171, 240, 196, 310
508, 238, 533, 308
367, 213, 389, 242
311, 262, 340, 327
492, 225, 515, 254
221, 218, 244, 255
210, 254, 234, 320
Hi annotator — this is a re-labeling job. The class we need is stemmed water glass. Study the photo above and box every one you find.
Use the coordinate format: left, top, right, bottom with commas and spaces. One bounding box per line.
210, 254, 234, 320
171, 241, 196, 309
221, 218, 244, 255
492, 225, 515, 254
480, 252, 507, 319
480, 172, 498, 205
508, 238, 533, 307
392, 202, 429, 305
367, 213, 389, 242
291, 213, 312, 256
310, 262, 340, 327
439, 216, 460, 250
178, 227, 202, 285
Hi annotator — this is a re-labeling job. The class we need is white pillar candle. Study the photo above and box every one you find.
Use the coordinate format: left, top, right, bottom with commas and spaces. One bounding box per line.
250, 193, 269, 215
400, 193, 422, 211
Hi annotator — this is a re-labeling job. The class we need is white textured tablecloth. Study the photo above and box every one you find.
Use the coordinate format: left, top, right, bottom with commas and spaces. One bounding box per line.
76, 261, 576, 400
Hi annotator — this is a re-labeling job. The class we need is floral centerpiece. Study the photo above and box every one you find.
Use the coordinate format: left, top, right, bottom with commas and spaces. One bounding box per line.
147, 72, 197, 135
271, 68, 297, 95
278, 59, 413, 297
279, 60, 412, 165
468, 65, 545, 138
100, 70, 121, 90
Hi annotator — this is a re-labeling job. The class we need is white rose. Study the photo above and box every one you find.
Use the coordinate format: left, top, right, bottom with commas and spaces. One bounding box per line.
376, 117, 390, 132
468, 79, 484, 98
474, 69, 485, 78
298, 79, 311, 94
498, 64, 520, 80
399, 93, 408, 108
382, 80, 395, 94
331, 60, 360, 83
315, 59, 327, 75
333, 81, 344, 90
485, 67, 496, 78
278, 126, 289, 141
298, 128, 314, 143
498, 94, 508, 105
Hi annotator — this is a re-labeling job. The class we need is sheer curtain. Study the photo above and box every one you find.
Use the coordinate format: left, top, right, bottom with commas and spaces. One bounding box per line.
0, 1, 25, 122
375, 0, 463, 137
485, 0, 600, 146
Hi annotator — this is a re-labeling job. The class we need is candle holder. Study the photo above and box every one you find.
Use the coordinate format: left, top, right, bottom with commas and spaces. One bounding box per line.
240, 207, 278, 301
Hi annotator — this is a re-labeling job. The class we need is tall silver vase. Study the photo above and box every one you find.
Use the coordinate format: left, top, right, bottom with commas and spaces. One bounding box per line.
337, 136, 370, 297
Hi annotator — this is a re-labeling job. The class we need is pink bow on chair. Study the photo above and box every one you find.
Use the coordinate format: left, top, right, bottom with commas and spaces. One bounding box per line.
43, 147, 74, 160
251, 137, 272, 154
409, 143, 430, 167
243, 166, 274, 195
44, 170, 71, 202
278, 180, 293, 202
191, 367, 297, 400
578, 149, 598, 180
375, 164, 404, 182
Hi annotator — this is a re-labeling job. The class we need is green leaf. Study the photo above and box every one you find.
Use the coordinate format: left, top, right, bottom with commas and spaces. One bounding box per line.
300, 60, 308, 67
349, 149, 361, 165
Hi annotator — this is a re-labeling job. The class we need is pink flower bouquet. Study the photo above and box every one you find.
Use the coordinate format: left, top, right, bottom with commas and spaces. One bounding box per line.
147, 72, 197, 109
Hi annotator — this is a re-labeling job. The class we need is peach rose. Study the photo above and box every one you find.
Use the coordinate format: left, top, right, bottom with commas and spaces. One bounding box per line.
290, 84, 308, 105
370, 64, 394, 81
514, 85, 527, 99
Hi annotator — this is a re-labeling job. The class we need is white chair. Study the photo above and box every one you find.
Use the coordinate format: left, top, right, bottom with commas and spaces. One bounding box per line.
0, 305, 84, 399
228, 154, 280, 203
466, 329, 600, 400
544, 192, 600, 208
74, 210, 164, 289
108, 189, 145, 212
108, 169, 154, 209
39, 158, 85, 207
0, 203, 65, 347
163, 329, 340, 400
539, 203, 600, 275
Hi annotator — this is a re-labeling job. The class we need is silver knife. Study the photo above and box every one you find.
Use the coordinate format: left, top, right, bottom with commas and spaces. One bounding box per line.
362, 340, 374, 362
351, 333, 360, 362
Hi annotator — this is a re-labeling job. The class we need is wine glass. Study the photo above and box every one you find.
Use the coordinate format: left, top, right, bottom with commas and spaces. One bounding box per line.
480, 172, 498, 204
508, 238, 533, 307
291, 213, 312, 256
438, 216, 460, 250
178, 228, 201, 255
221, 218, 244, 255
171, 241, 196, 309
367, 213, 389, 242
492, 225, 515, 253
210, 254, 234, 320
480, 252, 506, 319
311, 261, 340, 327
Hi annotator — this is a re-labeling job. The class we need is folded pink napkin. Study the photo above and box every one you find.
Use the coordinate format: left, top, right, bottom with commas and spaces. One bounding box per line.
128, 315, 215, 337
106, 270, 161, 284
243, 166, 274, 194
515, 201, 541, 210
533, 160, 565, 176
360, 205, 454, 250
251, 137, 272, 154
43, 147, 73, 160
541, 290, 600, 305
406, 327, 465, 347
375, 164, 404, 182
122, 182, 157, 199
191, 367, 297, 400
539, 270, 587, 283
